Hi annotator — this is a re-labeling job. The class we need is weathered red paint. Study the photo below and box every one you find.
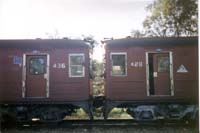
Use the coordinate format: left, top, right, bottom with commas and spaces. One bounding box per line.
0, 39, 91, 103
105, 37, 198, 103
152, 53, 170, 95
26, 55, 47, 98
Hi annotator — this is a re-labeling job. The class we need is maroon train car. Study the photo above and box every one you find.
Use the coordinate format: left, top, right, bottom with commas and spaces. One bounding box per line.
0, 39, 93, 121
104, 37, 198, 121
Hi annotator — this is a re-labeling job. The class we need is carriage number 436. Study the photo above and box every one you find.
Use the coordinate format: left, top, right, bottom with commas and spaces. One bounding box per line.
53, 63, 66, 69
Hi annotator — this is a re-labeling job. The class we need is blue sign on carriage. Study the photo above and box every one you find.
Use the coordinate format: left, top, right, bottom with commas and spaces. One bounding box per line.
13, 56, 22, 64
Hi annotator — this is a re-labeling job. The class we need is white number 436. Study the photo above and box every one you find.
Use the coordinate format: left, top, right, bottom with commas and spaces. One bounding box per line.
53, 63, 66, 69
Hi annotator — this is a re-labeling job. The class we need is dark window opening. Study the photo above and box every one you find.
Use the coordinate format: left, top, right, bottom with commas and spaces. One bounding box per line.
29, 57, 45, 75
149, 53, 155, 95
111, 53, 126, 76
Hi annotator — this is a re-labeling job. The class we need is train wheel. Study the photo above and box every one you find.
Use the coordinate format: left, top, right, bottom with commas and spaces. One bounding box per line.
39, 108, 64, 123
139, 111, 154, 121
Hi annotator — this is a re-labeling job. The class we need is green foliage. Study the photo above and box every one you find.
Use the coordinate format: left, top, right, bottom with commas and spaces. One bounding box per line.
64, 108, 89, 119
83, 35, 98, 54
108, 108, 132, 119
92, 60, 104, 96
143, 0, 198, 37
131, 29, 145, 38
82, 35, 104, 96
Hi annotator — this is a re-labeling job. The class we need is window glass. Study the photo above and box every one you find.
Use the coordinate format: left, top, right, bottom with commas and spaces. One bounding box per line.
70, 56, 84, 65
158, 56, 169, 72
111, 54, 126, 76
29, 58, 45, 75
69, 54, 85, 77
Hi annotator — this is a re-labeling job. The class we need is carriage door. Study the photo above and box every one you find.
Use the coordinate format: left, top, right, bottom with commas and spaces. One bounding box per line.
25, 55, 47, 98
148, 52, 172, 96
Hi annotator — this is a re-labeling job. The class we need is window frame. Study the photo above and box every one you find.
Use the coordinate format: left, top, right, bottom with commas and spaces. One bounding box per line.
69, 53, 85, 77
110, 52, 127, 76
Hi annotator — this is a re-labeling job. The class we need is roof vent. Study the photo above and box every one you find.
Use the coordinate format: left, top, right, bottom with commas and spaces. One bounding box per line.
62, 37, 69, 40
101, 37, 113, 43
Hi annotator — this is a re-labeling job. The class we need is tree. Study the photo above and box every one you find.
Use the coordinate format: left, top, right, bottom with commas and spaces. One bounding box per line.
82, 35, 98, 54
92, 60, 104, 96
143, 0, 198, 37
130, 29, 145, 38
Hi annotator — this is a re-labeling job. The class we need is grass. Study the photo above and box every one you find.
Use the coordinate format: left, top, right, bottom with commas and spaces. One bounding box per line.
64, 109, 89, 120
63, 107, 132, 120
108, 108, 132, 119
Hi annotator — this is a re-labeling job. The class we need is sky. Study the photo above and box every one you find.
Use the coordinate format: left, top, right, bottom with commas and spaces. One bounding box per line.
0, 0, 154, 61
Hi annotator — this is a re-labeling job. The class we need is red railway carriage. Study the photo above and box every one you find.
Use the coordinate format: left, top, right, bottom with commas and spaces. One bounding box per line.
103, 37, 198, 120
0, 39, 93, 121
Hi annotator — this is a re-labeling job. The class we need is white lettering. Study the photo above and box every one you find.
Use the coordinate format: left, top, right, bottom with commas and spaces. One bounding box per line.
131, 61, 143, 67
53, 63, 66, 69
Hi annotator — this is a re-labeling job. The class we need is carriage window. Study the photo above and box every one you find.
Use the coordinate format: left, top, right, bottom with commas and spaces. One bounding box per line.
29, 58, 45, 75
69, 54, 85, 77
158, 56, 169, 72
111, 53, 127, 76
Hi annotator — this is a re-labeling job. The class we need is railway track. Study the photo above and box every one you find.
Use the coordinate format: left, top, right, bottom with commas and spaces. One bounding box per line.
7, 119, 195, 128
1, 119, 198, 133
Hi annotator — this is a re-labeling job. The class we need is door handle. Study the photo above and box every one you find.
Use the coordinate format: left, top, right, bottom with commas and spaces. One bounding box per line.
153, 72, 158, 78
